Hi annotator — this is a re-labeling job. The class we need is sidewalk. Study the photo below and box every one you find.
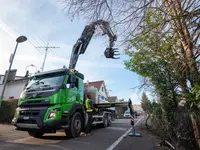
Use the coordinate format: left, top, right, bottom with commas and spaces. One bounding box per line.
114, 126, 165, 150
110, 116, 165, 150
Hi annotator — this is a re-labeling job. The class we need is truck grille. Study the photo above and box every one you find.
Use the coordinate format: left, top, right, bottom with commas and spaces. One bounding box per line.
19, 110, 40, 116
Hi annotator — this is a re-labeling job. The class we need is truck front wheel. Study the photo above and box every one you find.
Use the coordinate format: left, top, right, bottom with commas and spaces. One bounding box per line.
28, 130, 44, 138
65, 112, 83, 138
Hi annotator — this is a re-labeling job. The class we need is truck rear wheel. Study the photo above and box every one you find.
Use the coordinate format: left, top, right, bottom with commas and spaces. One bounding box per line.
108, 114, 112, 126
28, 130, 44, 138
65, 112, 83, 138
102, 114, 108, 128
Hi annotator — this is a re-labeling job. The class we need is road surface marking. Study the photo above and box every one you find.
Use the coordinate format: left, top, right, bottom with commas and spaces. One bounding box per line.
106, 117, 143, 150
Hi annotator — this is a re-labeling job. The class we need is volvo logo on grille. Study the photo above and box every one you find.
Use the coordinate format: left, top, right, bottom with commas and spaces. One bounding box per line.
32, 93, 37, 98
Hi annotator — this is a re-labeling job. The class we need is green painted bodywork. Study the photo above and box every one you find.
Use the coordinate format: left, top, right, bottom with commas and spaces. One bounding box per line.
14, 71, 85, 125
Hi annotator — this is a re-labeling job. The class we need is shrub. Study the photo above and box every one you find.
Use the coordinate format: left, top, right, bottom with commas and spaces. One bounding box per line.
0, 99, 18, 124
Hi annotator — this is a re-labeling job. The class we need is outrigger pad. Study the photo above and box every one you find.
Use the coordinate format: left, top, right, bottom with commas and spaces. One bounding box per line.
128, 132, 141, 137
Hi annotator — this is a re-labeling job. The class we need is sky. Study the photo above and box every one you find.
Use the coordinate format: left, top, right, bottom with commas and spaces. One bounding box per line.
0, 0, 146, 104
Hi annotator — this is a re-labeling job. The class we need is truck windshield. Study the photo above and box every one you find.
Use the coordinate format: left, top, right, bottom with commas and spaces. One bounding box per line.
26, 74, 65, 91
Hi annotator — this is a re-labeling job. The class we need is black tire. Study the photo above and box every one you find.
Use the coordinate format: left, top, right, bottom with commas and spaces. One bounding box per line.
102, 114, 108, 128
108, 114, 112, 126
28, 130, 44, 138
65, 112, 83, 138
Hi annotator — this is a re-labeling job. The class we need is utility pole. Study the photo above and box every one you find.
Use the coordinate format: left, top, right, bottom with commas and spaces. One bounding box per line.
36, 43, 60, 72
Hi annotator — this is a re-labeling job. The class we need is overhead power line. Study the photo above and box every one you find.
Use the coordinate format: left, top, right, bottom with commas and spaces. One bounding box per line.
36, 42, 60, 72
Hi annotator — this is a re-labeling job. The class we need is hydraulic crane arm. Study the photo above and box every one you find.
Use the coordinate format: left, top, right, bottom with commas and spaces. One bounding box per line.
69, 20, 119, 71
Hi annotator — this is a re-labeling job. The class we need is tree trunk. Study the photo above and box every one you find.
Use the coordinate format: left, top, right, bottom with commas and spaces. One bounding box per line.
190, 114, 200, 149
179, 73, 189, 95
165, 0, 199, 86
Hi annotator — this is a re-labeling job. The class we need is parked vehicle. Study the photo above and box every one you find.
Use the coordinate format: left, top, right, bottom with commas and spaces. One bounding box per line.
124, 110, 130, 117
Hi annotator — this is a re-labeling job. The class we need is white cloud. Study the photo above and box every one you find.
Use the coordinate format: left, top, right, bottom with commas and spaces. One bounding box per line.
0, 20, 17, 38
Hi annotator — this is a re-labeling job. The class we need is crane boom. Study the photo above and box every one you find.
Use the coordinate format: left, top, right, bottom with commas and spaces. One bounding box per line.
69, 20, 119, 71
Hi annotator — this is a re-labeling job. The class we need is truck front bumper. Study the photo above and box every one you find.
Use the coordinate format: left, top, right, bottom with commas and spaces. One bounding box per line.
12, 107, 61, 131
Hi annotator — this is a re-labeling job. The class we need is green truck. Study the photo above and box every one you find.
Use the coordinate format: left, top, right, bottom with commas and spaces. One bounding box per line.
12, 20, 126, 138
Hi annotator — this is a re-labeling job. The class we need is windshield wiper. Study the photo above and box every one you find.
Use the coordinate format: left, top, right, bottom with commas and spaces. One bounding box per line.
26, 80, 44, 91
39, 84, 55, 90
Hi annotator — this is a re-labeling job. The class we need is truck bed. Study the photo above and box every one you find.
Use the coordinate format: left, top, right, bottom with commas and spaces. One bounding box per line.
93, 102, 128, 109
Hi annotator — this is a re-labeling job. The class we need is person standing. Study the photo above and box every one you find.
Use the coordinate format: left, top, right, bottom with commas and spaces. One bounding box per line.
83, 93, 95, 135
128, 99, 135, 125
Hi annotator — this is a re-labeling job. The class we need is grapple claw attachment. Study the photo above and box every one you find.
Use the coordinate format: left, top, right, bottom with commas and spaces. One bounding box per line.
104, 48, 120, 59
113, 56, 120, 59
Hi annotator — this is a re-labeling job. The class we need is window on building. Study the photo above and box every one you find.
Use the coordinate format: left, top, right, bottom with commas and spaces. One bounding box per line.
102, 86, 104, 92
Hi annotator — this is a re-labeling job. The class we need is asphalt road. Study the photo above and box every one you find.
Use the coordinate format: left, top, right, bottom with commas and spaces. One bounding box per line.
0, 117, 164, 150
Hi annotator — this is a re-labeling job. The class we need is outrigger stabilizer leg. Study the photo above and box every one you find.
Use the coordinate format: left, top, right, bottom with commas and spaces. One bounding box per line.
128, 99, 141, 137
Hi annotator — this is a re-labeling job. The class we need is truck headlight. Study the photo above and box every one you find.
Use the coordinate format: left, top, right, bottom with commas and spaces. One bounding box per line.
48, 112, 56, 119
47, 108, 60, 119
20, 91, 26, 99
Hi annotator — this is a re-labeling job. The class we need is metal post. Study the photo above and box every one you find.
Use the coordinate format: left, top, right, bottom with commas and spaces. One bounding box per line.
36, 43, 60, 72
41, 47, 48, 72
0, 43, 18, 108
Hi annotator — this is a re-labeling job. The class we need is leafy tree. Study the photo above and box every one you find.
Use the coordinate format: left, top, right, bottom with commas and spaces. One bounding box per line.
141, 92, 152, 114
124, 9, 199, 148
124, 9, 185, 144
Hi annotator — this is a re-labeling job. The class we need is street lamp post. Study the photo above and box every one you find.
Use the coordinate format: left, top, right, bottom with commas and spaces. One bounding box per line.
0, 36, 27, 108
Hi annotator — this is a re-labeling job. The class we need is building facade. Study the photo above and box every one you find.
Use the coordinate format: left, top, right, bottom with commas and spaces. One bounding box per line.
0, 75, 28, 100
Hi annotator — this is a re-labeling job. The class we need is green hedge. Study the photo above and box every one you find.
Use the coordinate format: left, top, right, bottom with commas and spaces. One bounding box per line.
0, 99, 18, 124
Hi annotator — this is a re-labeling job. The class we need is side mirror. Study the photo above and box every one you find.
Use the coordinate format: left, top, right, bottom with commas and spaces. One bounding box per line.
66, 84, 70, 88
62, 84, 71, 89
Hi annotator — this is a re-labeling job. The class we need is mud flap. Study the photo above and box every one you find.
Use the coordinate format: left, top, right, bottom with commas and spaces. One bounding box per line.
84, 112, 88, 127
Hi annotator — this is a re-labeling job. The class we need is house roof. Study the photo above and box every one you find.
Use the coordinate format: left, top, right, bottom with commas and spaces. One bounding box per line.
108, 96, 118, 103
84, 80, 104, 91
